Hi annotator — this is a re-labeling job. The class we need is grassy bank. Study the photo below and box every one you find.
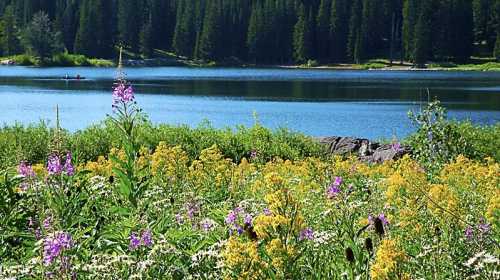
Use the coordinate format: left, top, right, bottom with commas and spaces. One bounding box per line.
0, 53, 114, 67
3, 51, 500, 71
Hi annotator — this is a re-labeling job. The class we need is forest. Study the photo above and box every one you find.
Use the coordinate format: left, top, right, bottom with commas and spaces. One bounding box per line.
0, 0, 499, 66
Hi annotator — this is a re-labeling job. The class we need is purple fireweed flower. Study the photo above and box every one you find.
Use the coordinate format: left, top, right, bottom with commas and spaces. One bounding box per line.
465, 226, 474, 240
299, 227, 314, 241
63, 152, 74, 176
113, 83, 135, 105
18, 161, 35, 178
225, 211, 237, 225
47, 155, 63, 175
141, 229, 153, 247
129, 232, 141, 251
43, 232, 73, 266
244, 214, 253, 226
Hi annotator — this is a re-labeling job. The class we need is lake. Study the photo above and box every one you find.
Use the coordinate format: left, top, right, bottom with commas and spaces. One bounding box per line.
0, 66, 499, 139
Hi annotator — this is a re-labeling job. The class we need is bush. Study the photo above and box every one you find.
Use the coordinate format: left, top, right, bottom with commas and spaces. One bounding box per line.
51, 53, 91, 66
11, 54, 37, 66
0, 120, 325, 169
407, 100, 500, 172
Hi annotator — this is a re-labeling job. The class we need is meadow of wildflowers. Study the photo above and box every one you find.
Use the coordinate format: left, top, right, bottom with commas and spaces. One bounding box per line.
0, 77, 498, 279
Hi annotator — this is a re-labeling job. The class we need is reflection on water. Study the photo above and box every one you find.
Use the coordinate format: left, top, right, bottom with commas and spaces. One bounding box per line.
0, 66, 499, 139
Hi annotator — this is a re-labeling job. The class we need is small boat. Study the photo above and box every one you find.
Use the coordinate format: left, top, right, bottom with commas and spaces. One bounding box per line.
63, 75, 85, 80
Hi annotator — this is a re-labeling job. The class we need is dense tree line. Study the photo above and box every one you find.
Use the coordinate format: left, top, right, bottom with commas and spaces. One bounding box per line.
0, 0, 500, 65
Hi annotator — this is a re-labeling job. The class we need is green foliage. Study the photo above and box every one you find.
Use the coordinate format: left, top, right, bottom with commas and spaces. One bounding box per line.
2, 0, 499, 66
51, 53, 91, 66
407, 100, 500, 172
0, 120, 324, 170
0, 5, 21, 56
293, 4, 314, 63
21, 11, 63, 63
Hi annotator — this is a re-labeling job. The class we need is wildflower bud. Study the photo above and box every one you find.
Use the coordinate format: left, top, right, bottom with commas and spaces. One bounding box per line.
365, 238, 373, 254
345, 247, 355, 263
374, 217, 385, 236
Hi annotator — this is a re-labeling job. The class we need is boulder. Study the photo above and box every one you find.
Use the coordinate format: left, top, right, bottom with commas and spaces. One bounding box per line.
316, 136, 411, 163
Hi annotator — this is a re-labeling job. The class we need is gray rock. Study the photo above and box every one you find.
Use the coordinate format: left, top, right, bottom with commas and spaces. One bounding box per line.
316, 136, 411, 163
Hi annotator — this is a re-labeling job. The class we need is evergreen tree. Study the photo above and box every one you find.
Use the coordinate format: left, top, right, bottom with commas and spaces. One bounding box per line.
402, 0, 420, 60
347, 0, 363, 62
150, 0, 174, 50
173, 0, 197, 57
413, 0, 432, 67
330, 0, 351, 62
494, 0, 500, 60
118, 0, 142, 52
140, 12, 154, 58
293, 4, 313, 63
74, 0, 99, 57
247, 2, 265, 63
197, 0, 222, 61
1, 5, 21, 56
316, 0, 331, 61
450, 0, 473, 62
61, 0, 79, 53
473, 0, 496, 49
22, 11, 63, 62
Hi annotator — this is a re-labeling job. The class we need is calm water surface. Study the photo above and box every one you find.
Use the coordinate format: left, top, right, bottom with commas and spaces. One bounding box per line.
0, 66, 499, 139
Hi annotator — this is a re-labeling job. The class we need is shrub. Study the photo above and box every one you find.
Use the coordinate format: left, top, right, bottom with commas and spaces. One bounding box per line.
407, 100, 500, 172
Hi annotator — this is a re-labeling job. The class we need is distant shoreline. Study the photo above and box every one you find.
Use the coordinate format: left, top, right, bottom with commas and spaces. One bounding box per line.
2, 55, 500, 72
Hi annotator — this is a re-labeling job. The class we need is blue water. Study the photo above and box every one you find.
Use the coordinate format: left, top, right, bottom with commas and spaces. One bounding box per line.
0, 66, 499, 139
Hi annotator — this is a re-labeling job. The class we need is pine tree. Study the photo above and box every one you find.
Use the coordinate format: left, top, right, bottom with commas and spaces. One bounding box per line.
150, 0, 174, 50
173, 0, 197, 57
22, 11, 63, 63
118, 0, 142, 52
473, 0, 496, 50
450, 0, 473, 62
197, 0, 222, 61
402, 0, 420, 60
1, 5, 21, 56
413, 0, 432, 67
74, 0, 98, 57
247, 2, 264, 63
347, 0, 363, 63
316, 0, 331, 61
61, 0, 79, 53
330, 0, 351, 62
140, 12, 154, 58
293, 4, 313, 63
494, 0, 500, 60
